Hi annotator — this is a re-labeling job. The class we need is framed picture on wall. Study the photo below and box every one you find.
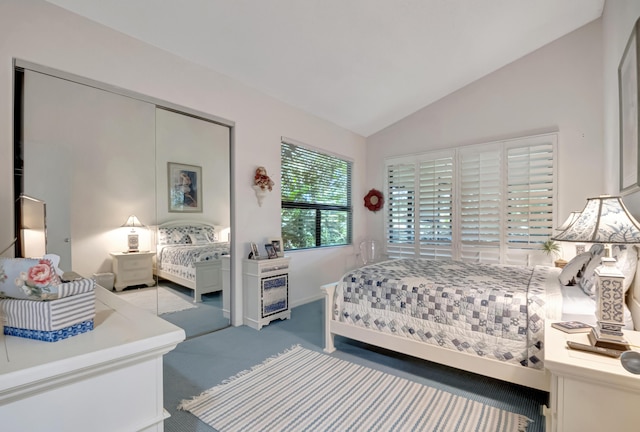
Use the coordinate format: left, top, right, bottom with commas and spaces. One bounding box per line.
168, 162, 202, 212
619, 17, 640, 194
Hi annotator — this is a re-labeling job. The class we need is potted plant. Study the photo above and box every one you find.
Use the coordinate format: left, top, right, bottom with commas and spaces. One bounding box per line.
541, 239, 566, 267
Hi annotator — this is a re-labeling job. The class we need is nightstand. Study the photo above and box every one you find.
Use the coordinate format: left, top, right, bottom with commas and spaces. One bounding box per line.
545, 321, 640, 432
110, 251, 156, 291
243, 257, 290, 330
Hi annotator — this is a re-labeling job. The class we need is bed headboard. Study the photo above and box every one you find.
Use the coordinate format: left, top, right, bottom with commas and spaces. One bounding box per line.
156, 220, 220, 245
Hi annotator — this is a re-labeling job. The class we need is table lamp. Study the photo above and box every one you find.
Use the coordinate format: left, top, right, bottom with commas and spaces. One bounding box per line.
556, 211, 585, 254
552, 195, 640, 350
121, 215, 144, 253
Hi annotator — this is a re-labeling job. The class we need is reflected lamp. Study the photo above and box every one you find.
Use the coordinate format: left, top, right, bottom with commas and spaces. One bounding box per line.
121, 215, 144, 253
552, 195, 640, 350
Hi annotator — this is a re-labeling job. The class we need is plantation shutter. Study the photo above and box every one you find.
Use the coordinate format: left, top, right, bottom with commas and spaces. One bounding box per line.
384, 133, 556, 264
458, 145, 502, 263
505, 137, 556, 264
386, 152, 454, 260
418, 157, 454, 259
386, 163, 417, 258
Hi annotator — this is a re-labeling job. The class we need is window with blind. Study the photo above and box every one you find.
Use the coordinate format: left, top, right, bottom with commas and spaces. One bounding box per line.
385, 133, 556, 264
281, 139, 352, 250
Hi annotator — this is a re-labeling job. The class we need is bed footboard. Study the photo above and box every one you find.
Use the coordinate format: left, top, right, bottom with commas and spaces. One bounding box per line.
321, 283, 337, 353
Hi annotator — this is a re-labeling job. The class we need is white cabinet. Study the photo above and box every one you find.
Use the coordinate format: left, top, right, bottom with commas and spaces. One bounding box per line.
545, 322, 640, 432
110, 251, 155, 291
0, 286, 185, 431
243, 257, 291, 330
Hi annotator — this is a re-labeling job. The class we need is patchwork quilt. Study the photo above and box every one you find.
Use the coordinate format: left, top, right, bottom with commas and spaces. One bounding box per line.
334, 259, 562, 369
157, 242, 230, 281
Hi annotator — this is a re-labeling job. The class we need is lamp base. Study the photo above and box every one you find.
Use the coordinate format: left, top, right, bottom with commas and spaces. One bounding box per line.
127, 233, 139, 253
588, 327, 630, 351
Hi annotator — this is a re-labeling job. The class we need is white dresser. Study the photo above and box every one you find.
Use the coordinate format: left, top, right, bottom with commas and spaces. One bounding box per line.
243, 257, 291, 330
0, 286, 185, 431
545, 321, 640, 432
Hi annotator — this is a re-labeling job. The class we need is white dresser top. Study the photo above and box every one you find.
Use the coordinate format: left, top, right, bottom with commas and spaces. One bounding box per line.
0, 286, 185, 401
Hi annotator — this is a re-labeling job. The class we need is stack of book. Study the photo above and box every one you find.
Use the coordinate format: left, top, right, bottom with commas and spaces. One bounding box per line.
588, 325, 631, 351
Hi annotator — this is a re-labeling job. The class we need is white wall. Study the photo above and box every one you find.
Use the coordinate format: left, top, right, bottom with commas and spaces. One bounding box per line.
0, 1, 367, 325
366, 19, 604, 260
603, 1, 640, 210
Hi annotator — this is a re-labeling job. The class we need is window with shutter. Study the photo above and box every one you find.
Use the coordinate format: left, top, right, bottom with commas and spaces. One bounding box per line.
384, 133, 556, 264
386, 152, 454, 260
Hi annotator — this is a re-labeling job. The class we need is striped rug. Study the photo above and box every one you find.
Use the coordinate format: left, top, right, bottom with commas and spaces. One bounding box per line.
178, 345, 530, 432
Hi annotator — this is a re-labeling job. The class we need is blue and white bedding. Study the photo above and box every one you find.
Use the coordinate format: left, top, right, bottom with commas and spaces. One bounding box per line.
157, 242, 230, 282
333, 258, 563, 370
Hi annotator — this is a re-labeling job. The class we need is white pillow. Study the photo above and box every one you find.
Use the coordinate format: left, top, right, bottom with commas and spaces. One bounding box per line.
558, 251, 591, 286
189, 231, 211, 245
579, 244, 605, 297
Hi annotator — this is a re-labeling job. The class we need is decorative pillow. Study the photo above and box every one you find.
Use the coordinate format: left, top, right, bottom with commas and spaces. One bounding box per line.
189, 231, 211, 245
171, 229, 191, 244
558, 251, 592, 286
611, 245, 638, 293
202, 225, 218, 242
579, 244, 605, 297
0, 258, 61, 300
157, 228, 170, 245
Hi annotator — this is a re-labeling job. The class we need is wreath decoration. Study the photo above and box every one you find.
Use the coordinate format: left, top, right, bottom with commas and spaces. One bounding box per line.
364, 188, 384, 212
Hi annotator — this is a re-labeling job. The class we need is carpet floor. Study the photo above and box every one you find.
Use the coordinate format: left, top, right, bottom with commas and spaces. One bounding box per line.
163, 300, 548, 432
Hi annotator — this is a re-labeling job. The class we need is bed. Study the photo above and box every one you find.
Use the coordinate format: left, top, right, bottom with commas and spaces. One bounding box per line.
323, 245, 639, 392
154, 221, 230, 302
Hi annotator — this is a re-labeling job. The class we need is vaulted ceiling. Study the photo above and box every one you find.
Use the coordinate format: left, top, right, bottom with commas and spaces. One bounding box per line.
45, 0, 605, 136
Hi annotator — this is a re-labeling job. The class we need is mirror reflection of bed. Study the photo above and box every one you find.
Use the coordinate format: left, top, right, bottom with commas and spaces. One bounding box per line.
15, 61, 233, 338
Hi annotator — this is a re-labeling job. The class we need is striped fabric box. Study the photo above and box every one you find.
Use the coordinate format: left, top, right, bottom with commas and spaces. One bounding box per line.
57, 278, 95, 299
0, 289, 95, 332
4, 320, 94, 342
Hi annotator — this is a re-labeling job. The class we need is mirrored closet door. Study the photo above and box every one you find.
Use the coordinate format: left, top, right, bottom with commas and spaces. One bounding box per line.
15, 62, 233, 337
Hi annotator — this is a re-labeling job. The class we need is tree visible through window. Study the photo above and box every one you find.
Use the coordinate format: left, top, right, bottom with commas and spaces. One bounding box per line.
281, 140, 352, 250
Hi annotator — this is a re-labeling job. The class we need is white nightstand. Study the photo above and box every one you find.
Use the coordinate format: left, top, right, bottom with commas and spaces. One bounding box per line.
110, 251, 156, 291
545, 321, 640, 432
243, 257, 290, 330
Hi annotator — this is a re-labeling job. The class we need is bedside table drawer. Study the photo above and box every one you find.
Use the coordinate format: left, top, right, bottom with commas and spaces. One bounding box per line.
121, 268, 151, 280
121, 257, 149, 271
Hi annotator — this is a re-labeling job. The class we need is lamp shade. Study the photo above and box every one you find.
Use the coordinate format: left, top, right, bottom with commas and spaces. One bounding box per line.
121, 215, 144, 229
556, 211, 581, 231
551, 195, 640, 244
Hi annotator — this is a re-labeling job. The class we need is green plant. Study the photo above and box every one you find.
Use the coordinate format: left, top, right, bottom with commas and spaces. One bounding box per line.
541, 239, 561, 258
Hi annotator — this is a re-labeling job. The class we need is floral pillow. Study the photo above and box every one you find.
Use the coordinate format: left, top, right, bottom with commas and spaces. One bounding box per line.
0, 258, 61, 300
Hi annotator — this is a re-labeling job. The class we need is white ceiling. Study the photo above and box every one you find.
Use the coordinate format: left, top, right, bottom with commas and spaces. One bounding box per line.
45, 0, 604, 137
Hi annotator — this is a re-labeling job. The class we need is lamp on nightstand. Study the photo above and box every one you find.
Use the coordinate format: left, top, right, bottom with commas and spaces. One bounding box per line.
552, 195, 640, 350
121, 215, 144, 253
556, 211, 586, 255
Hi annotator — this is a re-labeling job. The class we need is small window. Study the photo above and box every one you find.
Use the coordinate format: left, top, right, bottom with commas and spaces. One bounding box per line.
281, 140, 352, 251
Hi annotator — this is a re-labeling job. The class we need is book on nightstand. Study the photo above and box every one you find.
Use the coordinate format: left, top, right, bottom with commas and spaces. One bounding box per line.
551, 321, 592, 333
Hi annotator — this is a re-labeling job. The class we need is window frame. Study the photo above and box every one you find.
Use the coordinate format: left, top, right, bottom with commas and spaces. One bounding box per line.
280, 138, 353, 251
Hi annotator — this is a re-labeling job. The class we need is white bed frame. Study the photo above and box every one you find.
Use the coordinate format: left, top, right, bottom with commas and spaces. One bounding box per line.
322, 282, 551, 391
323, 260, 640, 392
154, 220, 223, 303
